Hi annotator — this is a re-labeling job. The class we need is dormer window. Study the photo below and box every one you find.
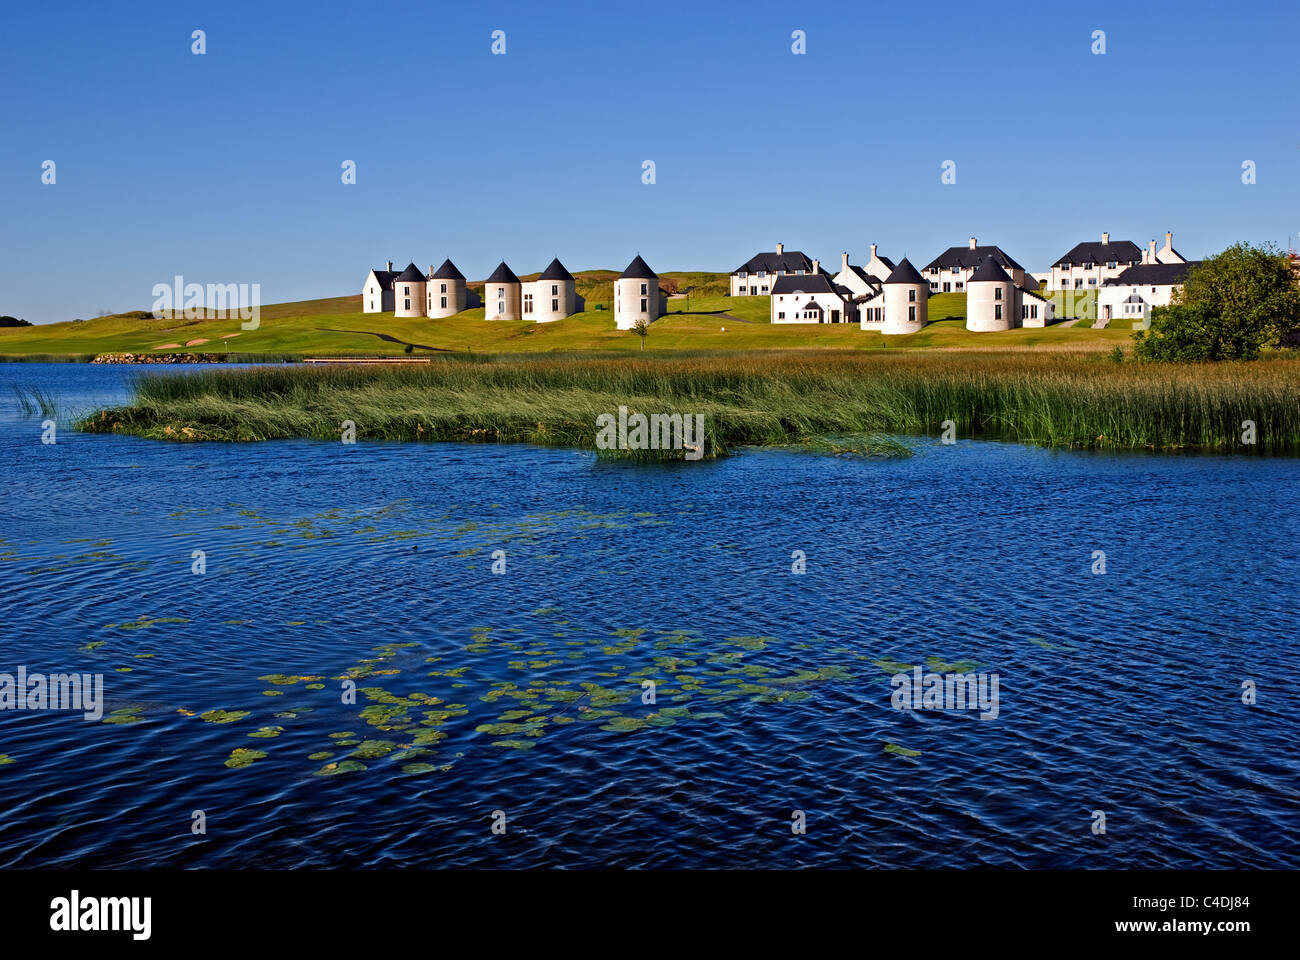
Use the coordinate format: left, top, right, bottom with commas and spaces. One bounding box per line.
951, 266, 959, 274
1107, 261, 1117, 269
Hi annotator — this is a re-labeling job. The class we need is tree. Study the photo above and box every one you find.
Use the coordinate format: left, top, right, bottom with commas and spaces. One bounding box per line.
0, 316, 31, 327
1134, 242, 1300, 361
632, 319, 648, 352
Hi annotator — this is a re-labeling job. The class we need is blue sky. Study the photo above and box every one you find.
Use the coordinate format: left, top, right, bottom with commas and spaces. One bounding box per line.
2, 0, 1296, 323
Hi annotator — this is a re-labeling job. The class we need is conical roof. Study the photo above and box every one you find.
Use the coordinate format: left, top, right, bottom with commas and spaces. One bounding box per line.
485, 261, 520, 284
619, 255, 658, 280
395, 262, 425, 282
430, 258, 465, 281
883, 257, 925, 285
538, 258, 574, 282
968, 255, 1011, 284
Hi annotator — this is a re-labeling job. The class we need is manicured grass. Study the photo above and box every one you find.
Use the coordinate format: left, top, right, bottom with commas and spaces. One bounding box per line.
79, 350, 1300, 457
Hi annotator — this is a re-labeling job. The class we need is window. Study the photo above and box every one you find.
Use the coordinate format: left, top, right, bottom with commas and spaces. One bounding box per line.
1083, 262, 1093, 269
956, 282, 964, 291
757, 270, 766, 278
994, 304, 1002, 320
909, 289, 917, 302
1075, 279, 1083, 289
440, 283, 447, 293
908, 306, 916, 322
931, 282, 939, 290
497, 302, 505, 315
951, 266, 959, 274
551, 285, 558, 295
640, 283, 647, 295
1088, 278, 1097, 287
796, 269, 805, 275
738, 271, 747, 279
551, 299, 558, 311
404, 299, 410, 310
497, 287, 504, 298
995, 288, 1002, 301
761, 286, 768, 294
440, 297, 447, 309
778, 312, 785, 319
524, 294, 533, 314
1107, 261, 1116, 269
929, 267, 938, 275
1031, 305, 1037, 318
403, 286, 410, 295
640, 299, 647, 312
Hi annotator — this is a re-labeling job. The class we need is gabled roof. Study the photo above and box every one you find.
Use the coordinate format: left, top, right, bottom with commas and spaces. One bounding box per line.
485, 261, 521, 284
394, 262, 425, 282
968, 256, 1012, 284
873, 255, 897, 271
923, 245, 1025, 273
619, 255, 658, 280
734, 249, 815, 275
883, 258, 926, 285
1021, 286, 1048, 302
802, 299, 822, 310
430, 259, 465, 281
770, 274, 837, 296
368, 269, 398, 290
1055, 239, 1143, 266
1122, 293, 1147, 304
538, 258, 574, 282
1103, 261, 1200, 287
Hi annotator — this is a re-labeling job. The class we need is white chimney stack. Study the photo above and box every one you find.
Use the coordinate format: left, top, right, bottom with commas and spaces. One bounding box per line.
1102, 232, 1110, 245
1146, 240, 1156, 264
812, 258, 820, 274
776, 242, 784, 255
1165, 231, 1173, 249
870, 243, 877, 259
969, 237, 977, 250
841, 252, 849, 271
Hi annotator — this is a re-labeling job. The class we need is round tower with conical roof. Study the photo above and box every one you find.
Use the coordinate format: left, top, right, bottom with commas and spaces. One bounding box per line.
426, 259, 467, 319
614, 255, 661, 330
393, 262, 426, 318
966, 255, 1015, 332
881, 257, 929, 335
484, 262, 522, 321
527, 258, 578, 323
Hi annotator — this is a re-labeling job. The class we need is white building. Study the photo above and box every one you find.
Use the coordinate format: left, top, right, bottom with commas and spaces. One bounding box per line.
1097, 260, 1199, 326
523, 258, 585, 323
833, 244, 895, 298
1048, 232, 1144, 291
730, 242, 820, 296
858, 258, 928, 335
362, 261, 397, 313
965, 256, 1052, 331
614, 255, 667, 330
922, 238, 1028, 292
425, 259, 477, 318
484, 262, 522, 321
392, 263, 426, 318
771, 269, 855, 324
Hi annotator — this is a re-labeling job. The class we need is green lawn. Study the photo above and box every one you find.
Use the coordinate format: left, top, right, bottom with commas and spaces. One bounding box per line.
0, 290, 1135, 360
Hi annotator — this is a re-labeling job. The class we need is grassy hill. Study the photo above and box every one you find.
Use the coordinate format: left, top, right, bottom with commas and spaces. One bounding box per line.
0, 289, 1136, 360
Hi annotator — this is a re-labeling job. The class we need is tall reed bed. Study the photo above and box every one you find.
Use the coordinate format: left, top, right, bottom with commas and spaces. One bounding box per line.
77, 351, 1300, 457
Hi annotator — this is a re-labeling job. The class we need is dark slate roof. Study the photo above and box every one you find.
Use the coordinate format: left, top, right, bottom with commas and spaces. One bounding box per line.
883, 258, 926, 285
395, 262, 425, 283
538, 258, 574, 282
1022, 287, 1048, 302
1123, 293, 1147, 303
923, 245, 1025, 273
1055, 239, 1143, 266
1103, 261, 1200, 287
968, 256, 1012, 284
430, 259, 465, 281
619, 255, 658, 280
833, 284, 854, 297
368, 269, 397, 290
733, 249, 815, 275
485, 261, 520, 284
874, 255, 897, 270
770, 274, 836, 296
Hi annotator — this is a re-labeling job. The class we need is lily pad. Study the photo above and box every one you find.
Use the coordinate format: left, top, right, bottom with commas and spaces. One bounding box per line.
200, 709, 250, 724
884, 742, 922, 758
313, 760, 367, 776
224, 748, 268, 768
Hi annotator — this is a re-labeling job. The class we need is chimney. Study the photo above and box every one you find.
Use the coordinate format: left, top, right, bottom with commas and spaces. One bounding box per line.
841, 252, 849, 272
386, 260, 393, 271
969, 237, 977, 250
776, 242, 784, 255
1102, 232, 1109, 245
812, 258, 820, 274
1164, 231, 1173, 250
430, 264, 435, 277
870, 243, 878, 260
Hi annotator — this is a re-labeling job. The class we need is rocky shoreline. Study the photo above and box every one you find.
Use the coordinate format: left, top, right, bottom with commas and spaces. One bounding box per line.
91, 353, 227, 365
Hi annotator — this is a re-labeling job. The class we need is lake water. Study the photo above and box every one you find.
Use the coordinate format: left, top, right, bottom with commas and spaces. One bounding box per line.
0, 363, 1296, 868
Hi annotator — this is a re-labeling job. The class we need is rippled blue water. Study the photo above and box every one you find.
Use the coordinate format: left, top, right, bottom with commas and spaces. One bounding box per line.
0, 363, 1296, 868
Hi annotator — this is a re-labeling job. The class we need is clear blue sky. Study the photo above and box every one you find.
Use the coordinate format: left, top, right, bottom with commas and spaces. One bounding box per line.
2, 0, 1296, 323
